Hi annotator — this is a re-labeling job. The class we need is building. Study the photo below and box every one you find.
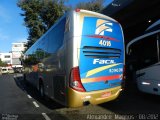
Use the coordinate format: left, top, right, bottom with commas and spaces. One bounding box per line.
12, 42, 26, 52
11, 42, 27, 68
0, 53, 12, 65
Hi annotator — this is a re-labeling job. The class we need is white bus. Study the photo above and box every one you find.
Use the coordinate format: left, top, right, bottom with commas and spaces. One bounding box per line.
23, 9, 125, 107
126, 19, 160, 95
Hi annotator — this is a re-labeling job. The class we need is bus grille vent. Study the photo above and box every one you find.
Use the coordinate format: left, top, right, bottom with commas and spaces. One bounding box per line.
82, 46, 121, 58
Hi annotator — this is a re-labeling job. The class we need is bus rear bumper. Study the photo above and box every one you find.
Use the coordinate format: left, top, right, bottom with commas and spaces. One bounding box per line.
67, 86, 122, 107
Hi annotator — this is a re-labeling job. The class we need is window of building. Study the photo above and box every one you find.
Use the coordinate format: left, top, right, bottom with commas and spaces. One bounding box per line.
4, 55, 10, 58
13, 44, 21, 47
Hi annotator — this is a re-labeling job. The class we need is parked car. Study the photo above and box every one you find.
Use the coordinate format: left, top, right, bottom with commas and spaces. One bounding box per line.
8, 68, 14, 74
1, 67, 14, 74
13, 67, 22, 73
1, 67, 8, 74
0, 68, 2, 75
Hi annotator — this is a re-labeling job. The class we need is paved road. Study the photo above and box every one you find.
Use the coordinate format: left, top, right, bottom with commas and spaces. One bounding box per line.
0, 74, 160, 120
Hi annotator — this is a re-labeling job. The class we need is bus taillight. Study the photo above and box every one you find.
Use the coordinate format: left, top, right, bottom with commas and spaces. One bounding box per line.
123, 65, 126, 80
75, 9, 81, 12
69, 67, 86, 92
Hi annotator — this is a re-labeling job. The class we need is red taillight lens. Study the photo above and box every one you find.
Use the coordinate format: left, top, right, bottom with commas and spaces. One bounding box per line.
69, 67, 86, 92
123, 65, 126, 80
121, 65, 126, 89
75, 9, 81, 12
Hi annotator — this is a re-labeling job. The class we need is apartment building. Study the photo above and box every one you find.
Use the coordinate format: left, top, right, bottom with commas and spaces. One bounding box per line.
0, 53, 12, 65
11, 42, 27, 68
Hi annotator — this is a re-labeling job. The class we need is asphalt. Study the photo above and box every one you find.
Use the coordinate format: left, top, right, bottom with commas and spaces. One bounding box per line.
0, 74, 160, 120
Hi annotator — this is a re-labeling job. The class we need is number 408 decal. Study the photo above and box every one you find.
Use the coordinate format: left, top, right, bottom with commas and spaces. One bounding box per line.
99, 40, 111, 47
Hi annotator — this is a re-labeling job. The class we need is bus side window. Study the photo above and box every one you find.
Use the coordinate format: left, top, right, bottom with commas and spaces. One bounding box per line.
65, 17, 70, 33
47, 18, 66, 54
138, 34, 158, 69
24, 42, 38, 66
158, 33, 160, 61
129, 34, 158, 71
35, 36, 48, 60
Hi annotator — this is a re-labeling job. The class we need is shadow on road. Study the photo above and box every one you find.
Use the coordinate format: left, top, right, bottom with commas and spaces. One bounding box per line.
99, 81, 160, 114
14, 74, 64, 110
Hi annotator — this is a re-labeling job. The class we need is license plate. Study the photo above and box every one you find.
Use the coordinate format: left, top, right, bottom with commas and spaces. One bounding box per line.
101, 91, 111, 98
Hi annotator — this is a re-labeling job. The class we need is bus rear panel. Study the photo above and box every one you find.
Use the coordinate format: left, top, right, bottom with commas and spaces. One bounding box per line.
68, 10, 125, 107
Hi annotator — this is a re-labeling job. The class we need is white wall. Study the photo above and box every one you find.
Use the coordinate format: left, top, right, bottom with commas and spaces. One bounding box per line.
12, 42, 26, 52
11, 42, 27, 68
0, 53, 12, 64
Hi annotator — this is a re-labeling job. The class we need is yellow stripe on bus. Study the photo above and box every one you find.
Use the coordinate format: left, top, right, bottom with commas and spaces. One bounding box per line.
86, 63, 121, 77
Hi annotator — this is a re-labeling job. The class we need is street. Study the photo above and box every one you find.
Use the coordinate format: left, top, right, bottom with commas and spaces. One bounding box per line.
0, 74, 160, 120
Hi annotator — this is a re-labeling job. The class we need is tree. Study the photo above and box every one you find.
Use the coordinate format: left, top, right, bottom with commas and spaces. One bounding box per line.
0, 59, 7, 67
76, 0, 105, 12
18, 0, 104, 49
17, 0, 67, 48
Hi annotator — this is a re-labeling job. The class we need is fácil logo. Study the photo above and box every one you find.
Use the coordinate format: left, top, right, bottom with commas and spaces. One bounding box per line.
93, 59, 115, 64
95, 19, 113, 36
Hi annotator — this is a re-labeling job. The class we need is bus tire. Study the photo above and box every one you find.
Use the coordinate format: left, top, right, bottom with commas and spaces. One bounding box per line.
23, 74, 29, 86
23, 74, 26, 81
39, 83, 45, 98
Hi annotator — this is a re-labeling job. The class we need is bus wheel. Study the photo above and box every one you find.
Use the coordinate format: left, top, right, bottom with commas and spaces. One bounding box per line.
23, 74, 26, 81
39, 83, 45, 98
23, 74, 29, 86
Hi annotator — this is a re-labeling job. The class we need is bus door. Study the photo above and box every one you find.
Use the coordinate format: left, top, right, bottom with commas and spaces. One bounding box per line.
79, 17, 124, 92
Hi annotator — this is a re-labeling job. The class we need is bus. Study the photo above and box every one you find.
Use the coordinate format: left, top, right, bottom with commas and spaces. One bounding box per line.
126, 19, 160, 95
23, 9, 125, 107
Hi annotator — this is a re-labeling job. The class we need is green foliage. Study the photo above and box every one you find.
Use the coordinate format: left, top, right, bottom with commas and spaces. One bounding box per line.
23, 55, 38, 65
18, 0, 104, 49
17, 0, 67, 48
0, 59, 7, 67
40, 0, 66, 29
76, 0, 105, 12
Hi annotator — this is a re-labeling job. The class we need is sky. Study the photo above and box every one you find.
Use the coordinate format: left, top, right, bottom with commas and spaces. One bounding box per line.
0, 0, 113, 53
